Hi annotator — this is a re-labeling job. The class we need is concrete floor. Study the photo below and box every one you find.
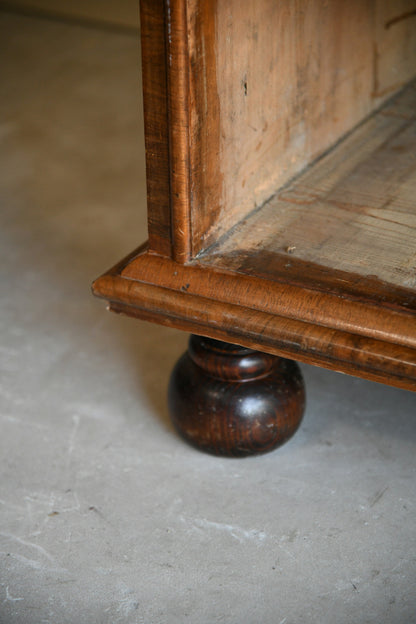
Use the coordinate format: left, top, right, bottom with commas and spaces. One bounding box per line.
1, 10, 416, 624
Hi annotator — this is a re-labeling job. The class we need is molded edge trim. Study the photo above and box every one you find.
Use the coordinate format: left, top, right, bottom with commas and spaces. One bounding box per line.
92, 249, 416, 392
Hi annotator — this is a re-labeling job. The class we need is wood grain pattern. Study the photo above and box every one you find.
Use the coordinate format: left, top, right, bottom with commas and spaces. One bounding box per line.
165, 0, 193, 262
209, 0, 375, 250
140, 0, 172, 257
168, 336, 305, 456
141, 0, 416, 260
186, 0, 222, 256
202, 83, 416, 292
93, 1, 416, 396
117, 253, 415, 348
92, 246, 416, 391
185, 0, 416, 255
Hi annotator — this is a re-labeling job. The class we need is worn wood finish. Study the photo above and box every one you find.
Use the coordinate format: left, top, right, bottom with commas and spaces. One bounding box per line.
168, 335, 305, 457
93, 0, 416, 454
202, 83, 416, 292
187, 0, 221, 256
139, 0, 416, 259
164, 0, 193, 262
206, 0, 376, 252
140, 0, 172, 257
118, 254, 415, 348
93, 80, 416, 393
94, 253, 416, 391
141, 0, 416, 257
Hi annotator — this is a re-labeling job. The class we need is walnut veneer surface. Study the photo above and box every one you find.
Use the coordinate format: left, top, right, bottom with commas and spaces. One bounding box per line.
93, 0, 416, 392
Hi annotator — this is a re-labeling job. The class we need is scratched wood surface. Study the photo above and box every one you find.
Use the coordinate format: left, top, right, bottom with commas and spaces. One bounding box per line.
94, 1, 416, 391
92, 80, 416, 389
140, 0, 416, 259
186, 0, 416, 255
201, 83, 416, 295
93, 248, 416, 390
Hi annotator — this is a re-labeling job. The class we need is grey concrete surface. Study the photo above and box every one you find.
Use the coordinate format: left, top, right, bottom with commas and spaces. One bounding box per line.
0, 10, 415, 624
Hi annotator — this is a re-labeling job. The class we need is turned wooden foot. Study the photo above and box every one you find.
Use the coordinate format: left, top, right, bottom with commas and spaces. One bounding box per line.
168, 335, 305, 457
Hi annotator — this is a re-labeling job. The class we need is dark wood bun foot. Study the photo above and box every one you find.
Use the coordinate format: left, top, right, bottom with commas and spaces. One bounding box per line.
168, 335, 305, 457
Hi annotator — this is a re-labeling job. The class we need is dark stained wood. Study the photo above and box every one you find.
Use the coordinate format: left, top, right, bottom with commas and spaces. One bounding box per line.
110, 298, 416, 390
141, 0, 220, 261
168, 335, 305, 456
139, 0, 171, 257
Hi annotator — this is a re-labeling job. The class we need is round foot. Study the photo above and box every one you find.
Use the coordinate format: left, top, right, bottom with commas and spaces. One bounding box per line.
168, 335, 305, 457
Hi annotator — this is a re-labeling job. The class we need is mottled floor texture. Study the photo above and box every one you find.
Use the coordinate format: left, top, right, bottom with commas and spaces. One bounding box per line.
1, 10, 416, 624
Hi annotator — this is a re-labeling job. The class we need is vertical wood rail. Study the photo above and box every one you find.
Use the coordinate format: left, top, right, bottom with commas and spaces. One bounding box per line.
140, 0, 172, 257
165, 0, 192, 263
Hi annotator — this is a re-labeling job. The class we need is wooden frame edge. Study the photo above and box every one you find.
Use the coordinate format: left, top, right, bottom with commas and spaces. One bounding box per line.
92, 251, 416, 392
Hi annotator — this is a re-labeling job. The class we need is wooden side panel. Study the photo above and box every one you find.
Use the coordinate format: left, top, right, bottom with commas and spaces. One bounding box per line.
186, 0, 416, 256
140, 0, 416, 260
140, 0, 172, 257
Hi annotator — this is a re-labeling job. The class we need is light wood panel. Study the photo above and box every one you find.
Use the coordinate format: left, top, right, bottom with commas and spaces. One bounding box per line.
186, 0, 416, 255
202, 83, 416, 293
138, 0, 416, 259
